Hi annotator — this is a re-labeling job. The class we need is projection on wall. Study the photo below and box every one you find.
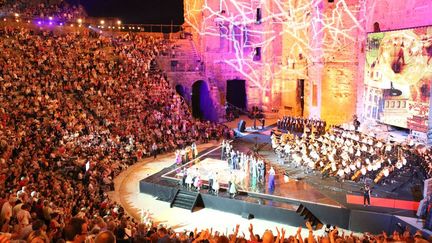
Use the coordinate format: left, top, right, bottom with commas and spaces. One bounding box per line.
184, 0, 367, 92
364, 26, 432, 132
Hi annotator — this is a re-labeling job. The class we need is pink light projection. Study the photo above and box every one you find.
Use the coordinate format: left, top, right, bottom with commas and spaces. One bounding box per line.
184, 0, 369, 92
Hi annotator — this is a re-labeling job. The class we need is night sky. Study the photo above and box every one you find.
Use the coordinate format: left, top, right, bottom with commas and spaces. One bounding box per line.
66, 0, 184, 24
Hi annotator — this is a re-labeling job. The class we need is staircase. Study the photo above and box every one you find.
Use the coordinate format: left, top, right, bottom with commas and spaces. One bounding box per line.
170, 189, 200, 212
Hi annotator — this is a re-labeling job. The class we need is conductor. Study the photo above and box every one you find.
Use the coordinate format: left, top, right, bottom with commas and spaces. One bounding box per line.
363, 184, 371, 206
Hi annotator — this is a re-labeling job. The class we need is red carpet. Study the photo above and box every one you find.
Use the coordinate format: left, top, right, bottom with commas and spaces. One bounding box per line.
346, 194, 419, 211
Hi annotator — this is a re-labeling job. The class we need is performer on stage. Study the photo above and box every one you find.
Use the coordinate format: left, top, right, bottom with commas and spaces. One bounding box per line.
363, 184, 371, 206
268, 166, 275, 191
229, 172, 237, 198
185, 169, 193, 190
181, 167, 187, 188
212, 173, 220, 196
208, 171, 214, 194
193, 174, 202, 191
191, 141, 198, 159
180, 148, 186, 164
221, 140, 226, 160
175, 150, 182, 166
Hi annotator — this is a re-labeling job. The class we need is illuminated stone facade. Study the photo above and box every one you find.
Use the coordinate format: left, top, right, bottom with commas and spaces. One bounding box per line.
183, 0, 432, 125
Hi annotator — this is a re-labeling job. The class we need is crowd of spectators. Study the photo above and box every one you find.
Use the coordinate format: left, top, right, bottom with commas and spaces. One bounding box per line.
0, 0, 86, 22
0, 14, 229, 242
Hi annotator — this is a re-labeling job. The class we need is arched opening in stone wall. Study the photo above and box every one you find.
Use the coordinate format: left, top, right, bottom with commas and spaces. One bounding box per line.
226, 79, 247, 110
373, 22, 380, 32
192, 80, 217, 121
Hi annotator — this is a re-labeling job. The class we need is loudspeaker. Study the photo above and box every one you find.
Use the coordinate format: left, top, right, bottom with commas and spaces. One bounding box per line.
241, 212, 254, 220
238, 120, 246, 132
256, 8, 262, 23
296, 204, 323, 230
253, 47, 261, 61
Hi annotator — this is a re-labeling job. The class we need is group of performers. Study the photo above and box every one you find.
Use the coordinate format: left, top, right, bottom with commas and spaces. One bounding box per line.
221, 140, 267, 183
277, 116, 326, 135
271, 127, 428, 185
181, 167, 220, 195
221, 140, 277, 193
174, 142, 198, 165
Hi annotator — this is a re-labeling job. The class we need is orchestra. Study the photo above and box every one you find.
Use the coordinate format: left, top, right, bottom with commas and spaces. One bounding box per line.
272, 126, 430, 184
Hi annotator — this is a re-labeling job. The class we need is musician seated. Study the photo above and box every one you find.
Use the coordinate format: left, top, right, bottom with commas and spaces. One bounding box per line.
337, 166, 345, 181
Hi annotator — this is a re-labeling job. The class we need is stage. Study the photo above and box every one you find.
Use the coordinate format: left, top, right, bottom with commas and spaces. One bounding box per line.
139, 125, 431, 236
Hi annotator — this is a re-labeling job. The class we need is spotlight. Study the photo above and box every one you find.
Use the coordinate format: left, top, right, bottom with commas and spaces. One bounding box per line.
100, 20, 105, 25
59, 23, 63, 26
14, 13, 19, 17
78, 24, 82, 27
77, 18, 82, 24
117, 20, 121, 25
137, 27, 140, 30
3, 18, 6, 22
49, 22, 53, 25
112, 26, 115, 29
27, 20, 30, 23
16, 19, 19, 22
48, 16, 53, 20
108, 26, 111, 29
37, 21, 41, 25
71, 24, 74, 27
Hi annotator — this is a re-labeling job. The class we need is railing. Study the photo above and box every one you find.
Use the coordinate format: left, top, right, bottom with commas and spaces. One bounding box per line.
0, 13, 190, 35
167, 59, 204, 72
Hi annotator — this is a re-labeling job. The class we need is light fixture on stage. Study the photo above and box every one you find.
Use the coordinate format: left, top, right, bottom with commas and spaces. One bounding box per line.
383, 82, 402, 97
296, 204, 324, 230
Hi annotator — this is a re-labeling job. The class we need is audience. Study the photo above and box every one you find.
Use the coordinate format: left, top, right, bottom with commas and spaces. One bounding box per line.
0, 0, 86, 21
0, 7, 228, 242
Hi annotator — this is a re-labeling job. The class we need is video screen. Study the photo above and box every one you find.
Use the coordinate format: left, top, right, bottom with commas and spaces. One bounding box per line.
364, 26, 432, 132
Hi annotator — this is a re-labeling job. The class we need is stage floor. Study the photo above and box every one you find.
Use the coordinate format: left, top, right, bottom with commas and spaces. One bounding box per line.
163, 157, 343, 208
